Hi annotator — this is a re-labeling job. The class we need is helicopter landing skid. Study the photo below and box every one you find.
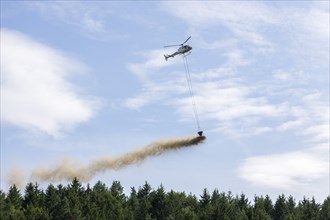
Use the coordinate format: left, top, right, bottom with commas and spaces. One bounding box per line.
183, 52, 192, 57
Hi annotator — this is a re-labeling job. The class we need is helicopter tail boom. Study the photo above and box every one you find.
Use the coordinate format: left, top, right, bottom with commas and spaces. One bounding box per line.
164, 54, 174, 61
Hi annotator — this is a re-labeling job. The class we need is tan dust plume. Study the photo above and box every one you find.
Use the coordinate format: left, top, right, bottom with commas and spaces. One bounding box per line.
31, 135, 206, 182
7, 166, 25, 189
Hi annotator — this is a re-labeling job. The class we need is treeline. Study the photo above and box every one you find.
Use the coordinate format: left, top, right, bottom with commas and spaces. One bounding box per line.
0, 178, 329, 220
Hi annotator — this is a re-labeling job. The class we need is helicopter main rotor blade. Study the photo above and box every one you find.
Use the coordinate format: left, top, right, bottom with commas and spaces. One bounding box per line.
164, 44, 182, 48
182, 36, 191, 45
164, 36, 191, 47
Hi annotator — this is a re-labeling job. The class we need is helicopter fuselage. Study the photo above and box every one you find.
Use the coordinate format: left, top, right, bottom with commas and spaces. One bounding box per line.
178, 45, 192, 54
164, 45, 192, 61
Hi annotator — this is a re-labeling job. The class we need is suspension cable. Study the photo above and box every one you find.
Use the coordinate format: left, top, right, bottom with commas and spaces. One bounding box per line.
182, 55, 202, 133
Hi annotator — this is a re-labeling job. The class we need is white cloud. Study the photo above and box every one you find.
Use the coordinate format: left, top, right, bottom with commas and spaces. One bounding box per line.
239, 91, 329, 189
239, 149, 328, 189
128, 49, 177, 80
174, 79, 288, 137
295, 2, 329, 43
297, 94, 328, 141
165, 1, 329, 62
1, 29, 100, 137
123, 77, 185, 111
164, 1, 276, 46
273, 69, 305, 82
124, 48, 186, 110
123, 86, 161, 110
276, 120, 304, 131
32, 2, 107, 33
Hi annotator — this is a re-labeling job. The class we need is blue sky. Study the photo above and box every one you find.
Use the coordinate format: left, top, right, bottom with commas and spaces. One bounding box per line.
1, 1, 329, 202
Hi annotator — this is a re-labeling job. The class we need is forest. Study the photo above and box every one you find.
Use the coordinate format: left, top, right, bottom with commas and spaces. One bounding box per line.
1, 178, 329, 220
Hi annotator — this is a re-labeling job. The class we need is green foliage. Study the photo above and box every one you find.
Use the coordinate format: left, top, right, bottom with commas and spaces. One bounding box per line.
6, 185, 22, 209
253, 196, 272, 220
320, 196, 330, 220
0, 190, 7, 219
0, 179, 326, 219
274, 194, 288, 220
297, 197, 321, 220
150, 185, 168, 220
44, 184, 61, 219
136, 182, 152, 220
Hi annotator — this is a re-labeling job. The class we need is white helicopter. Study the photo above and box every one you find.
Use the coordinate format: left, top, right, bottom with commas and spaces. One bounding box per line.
164, 36, 192, 61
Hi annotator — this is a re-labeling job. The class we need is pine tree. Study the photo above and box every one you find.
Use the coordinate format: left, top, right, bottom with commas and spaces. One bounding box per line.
45, 184, 61, 219
126, 187, 139, 220
60, 196, 73, 219
0, 190, 8, 220
6, 185, 22, 209
274, 194, 288, 220
181, 206, 198, 220
231, 194, 249, 220
237, 193, 252, 218
23, 182, 43, 208
210, 189, 233, 220
150, 184, 168, 220
183, 193, 198, 219
199, 188, 212, 220
81, 183, 100, 220
320, 196, 330, 220
136, 182, 152, 220
66, 178, 84, 219
92, 180, 115, 219
165, 190, 186, 219
109, 180, 126, 220
23, 182, 49, 220
264, 195, 274, 218
253, 196, 272, 220
5, 185, 25, 219
110, 180, 125, 200
24, 205, 50, 220
285, 195, 296, 219
297, 197, 320, 220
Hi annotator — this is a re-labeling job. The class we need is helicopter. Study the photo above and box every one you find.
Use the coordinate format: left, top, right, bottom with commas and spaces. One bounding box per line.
164, 36, 192, 61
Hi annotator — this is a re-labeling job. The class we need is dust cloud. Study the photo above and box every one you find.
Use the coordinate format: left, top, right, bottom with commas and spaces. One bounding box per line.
7, 166, 25, 189
31, 135, 206, 182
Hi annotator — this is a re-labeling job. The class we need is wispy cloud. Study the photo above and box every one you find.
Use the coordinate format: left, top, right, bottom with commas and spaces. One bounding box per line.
29, 1, 132, 41
163, 1, 277, 47
128, 49, 178, 80
1, 29, 101, 137
238, 80, 329, 189
33, 2, 107, 33
239, 146, 328, 189
124, 48, 185, 110
290, 2, 329, 43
